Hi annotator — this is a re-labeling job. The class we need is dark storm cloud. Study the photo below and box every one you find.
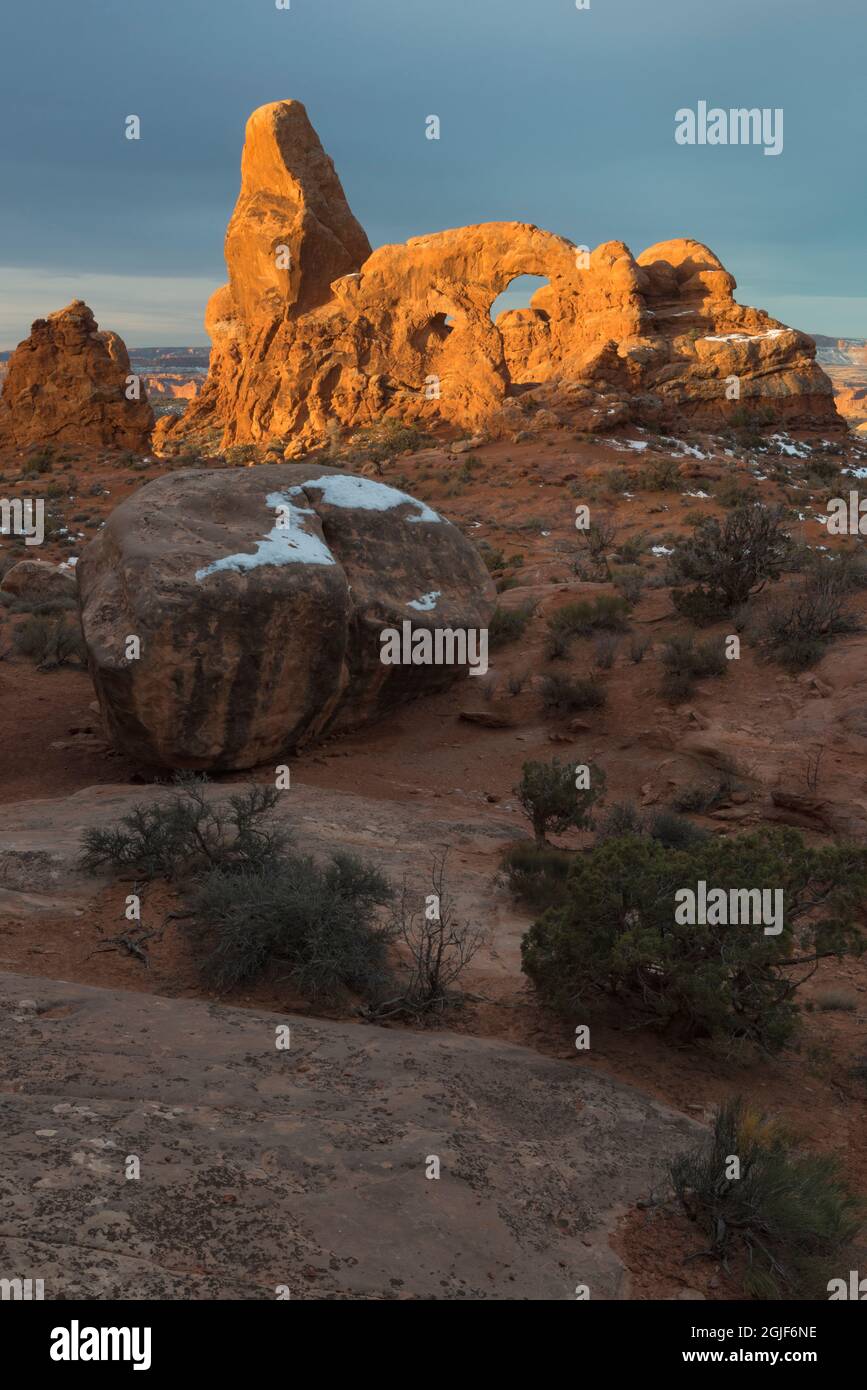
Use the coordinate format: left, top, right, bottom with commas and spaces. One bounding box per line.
0, 0, 864, 343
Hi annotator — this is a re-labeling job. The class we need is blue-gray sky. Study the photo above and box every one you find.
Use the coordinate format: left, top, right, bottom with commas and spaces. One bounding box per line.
1, 0, 864, 346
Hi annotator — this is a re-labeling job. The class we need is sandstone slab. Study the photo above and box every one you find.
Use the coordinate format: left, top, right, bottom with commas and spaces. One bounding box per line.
0, 970, 700, 1300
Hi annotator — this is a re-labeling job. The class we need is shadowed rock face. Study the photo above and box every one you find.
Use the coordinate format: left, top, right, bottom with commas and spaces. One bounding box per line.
0, 300, 153, 451
77, 465, 496, 770
155, 100, 840, 456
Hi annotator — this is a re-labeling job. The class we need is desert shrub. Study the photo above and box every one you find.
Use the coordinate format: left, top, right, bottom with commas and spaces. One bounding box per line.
629, 632, 652, 663
22, 447, 54, 475
186, 851, 393, 1002
595, 801, 646, 841
714, 473, 758, 508
506, 667, 529, 696
614, 533, 647, 565
548, 595, 629, 638
488, 603, 533, 648
344, 419, 432, 465
372, 852, 486, 1017
640, 458, 681, 492
543, 629, 572, 661
647, 808, 709, 849
602, 467, 636, 496
670, 504, 791, 618
502, 841, 572, 910
6, 595, 77, 615
576, 511, 617, 560
759, 571, 860, 670
540, 673, 606, 714
810, 986, 858, 1012
480, 545, 507, 574
514, 757, 605, 846
612, 566, 645, 607
593, 633, 620, 669
671, 778, 735, 814
659, 634, 727, 701
224, 444, 259, 467
13, 615, 86, 670
832, 549, 867, 591
804, 455, 843, 487
80, 778, 287, 880
671, 1098, 863, 1299
521, 827, 867, 1048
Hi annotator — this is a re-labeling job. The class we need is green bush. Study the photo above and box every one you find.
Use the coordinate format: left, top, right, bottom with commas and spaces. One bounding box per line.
640, 458, 681, 492
187, 852, 393, 1002
671, 1098, 863, 1299
714, 473, 759, 508
502, 841, 572, 910
224, 444, 260, 467
488, 603, 533, 648
595, 801, 646, 841
521, 828, 867, 1048
343, 419, 433, 465
612, 566, 645, 607
22, 447, 54, 475
541, 673, 607, 714
543, 629, 572, 661
670, 504, 791, 617
614, 534, 647, 565
659, 634, 727, 702
13, 615, 86, 670
80, 779, 287, 880
548, 595, 630, 637
514, 757, 605, 846
759, 571, 860, 671
593, 633, 620, 669
5, 595, 77, 615
647, 808, 709, 849
671, 779, 734, 814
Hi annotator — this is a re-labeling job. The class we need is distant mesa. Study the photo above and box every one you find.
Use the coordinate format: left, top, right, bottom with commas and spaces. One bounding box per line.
155, 99, 841, 458
141, 373, 201, 400
0, 300, 153, 452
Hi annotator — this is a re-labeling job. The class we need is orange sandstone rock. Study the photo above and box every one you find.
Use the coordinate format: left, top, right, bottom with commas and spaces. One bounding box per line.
155, 101, 840, 457
0, 301, 153, 451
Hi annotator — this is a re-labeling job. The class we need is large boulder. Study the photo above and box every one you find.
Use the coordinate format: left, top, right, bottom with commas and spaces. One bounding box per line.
77, 465, 496, 770
0, 558, 77, 605
155, 100, 840, 457
0, 300, 153, 451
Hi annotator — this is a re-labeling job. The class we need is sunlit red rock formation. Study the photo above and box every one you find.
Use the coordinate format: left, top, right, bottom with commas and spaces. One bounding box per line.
142, 374, 201, 400
155, 100, 840, 458
0, 301, 153, 451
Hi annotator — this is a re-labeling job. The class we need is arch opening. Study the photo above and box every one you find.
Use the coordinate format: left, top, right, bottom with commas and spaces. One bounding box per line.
489, 274, 550, 324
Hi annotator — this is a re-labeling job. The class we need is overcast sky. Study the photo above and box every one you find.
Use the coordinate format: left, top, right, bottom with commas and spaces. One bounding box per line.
1, 0, 864, 346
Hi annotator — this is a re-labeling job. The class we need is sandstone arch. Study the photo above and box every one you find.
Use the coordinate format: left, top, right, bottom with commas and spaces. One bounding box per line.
154, 100, 840, 456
